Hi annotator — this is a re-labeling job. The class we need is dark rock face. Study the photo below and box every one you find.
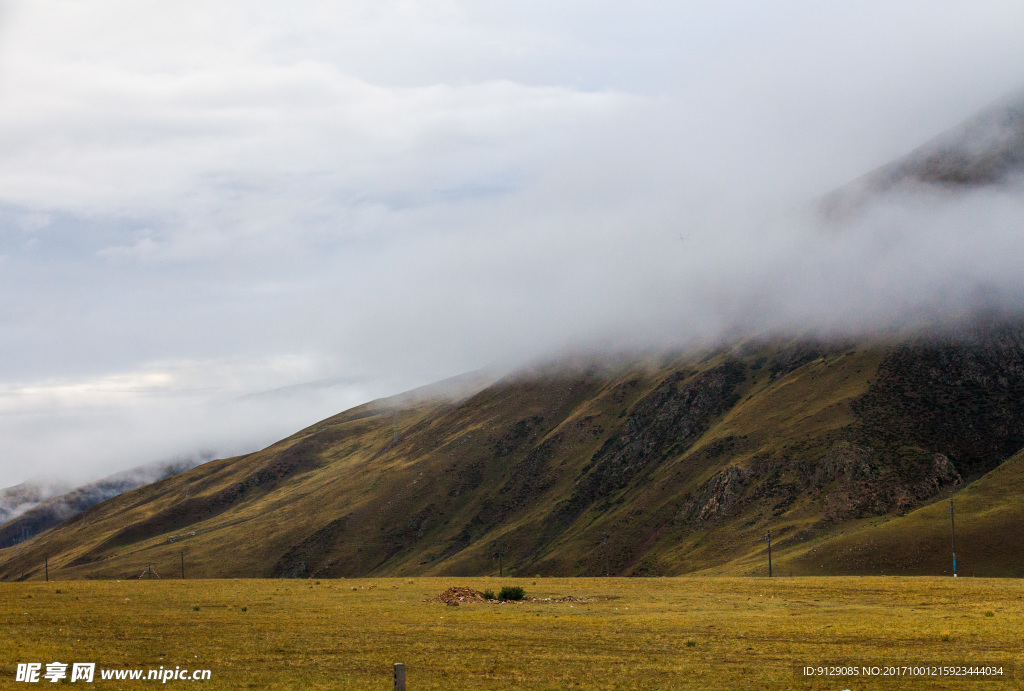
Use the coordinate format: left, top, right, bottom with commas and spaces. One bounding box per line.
556, 362, 745, 524
852, 323, 1024, 477
815, 443, 960, 522
673, 441, 961, 531
493, 416, 544, 457
677, 465, 755, 526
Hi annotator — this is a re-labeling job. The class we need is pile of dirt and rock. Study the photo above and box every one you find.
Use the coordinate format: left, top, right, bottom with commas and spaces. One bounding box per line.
426, 587, 594, 605
428, 587, 487, 605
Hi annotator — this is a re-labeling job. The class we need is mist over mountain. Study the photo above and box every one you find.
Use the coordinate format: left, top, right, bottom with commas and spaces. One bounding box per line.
0, 456, 205, 548
0, 481, 72, 526
821, 87, 1024, 219
2, 2, 1024, 490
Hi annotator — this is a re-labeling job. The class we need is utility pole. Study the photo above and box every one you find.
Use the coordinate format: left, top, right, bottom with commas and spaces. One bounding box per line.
764, 529, 772, 578
492, 542, 504, 577
950, 497, 957, 578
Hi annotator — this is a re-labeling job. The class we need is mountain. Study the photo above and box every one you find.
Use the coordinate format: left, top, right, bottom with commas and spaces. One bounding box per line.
820, 87, 1024, 219
0, 482, 73, 528
0, 459, 203, 550
2, 321, 1024, 581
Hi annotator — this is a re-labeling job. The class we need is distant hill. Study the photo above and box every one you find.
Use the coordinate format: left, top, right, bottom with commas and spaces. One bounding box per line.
820, 88, 1024, 219
0, 482, 72, 528
0, 459, 202, 551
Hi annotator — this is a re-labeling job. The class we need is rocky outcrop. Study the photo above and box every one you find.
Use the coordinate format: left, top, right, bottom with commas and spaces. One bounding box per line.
815, 443, 960, 521
852, 323, 1024, 477
555, 362, 745, 525
676, 466, 755, 527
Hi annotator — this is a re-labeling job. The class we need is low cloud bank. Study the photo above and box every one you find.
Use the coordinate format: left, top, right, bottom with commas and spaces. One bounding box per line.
1, 1, 1023, 483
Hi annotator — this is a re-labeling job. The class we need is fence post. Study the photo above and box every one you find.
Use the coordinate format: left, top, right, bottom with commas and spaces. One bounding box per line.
393, 662, 406, 691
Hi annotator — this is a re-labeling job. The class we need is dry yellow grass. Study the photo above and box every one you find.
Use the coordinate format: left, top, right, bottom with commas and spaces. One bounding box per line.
1, 576, 1021, 689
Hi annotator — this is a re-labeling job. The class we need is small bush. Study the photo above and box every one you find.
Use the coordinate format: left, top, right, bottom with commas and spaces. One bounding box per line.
984, 611, 995, 617
55, 589, 62, 594
482, 589, 496, 600
940, 631, 951, 641
498, 586, 525, 602
686, 640, 697, 648
192, 606, 200, 612
315, 580, 320, 585
241, 606, 247, 612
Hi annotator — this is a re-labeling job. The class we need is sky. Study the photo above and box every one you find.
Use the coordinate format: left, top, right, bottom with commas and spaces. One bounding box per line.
1, 0, 1024, 485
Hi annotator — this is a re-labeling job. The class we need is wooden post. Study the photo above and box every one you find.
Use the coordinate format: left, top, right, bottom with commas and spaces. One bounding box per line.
45, 557, 49, 582
393, 663, 406, 691
181, 551, 185, 579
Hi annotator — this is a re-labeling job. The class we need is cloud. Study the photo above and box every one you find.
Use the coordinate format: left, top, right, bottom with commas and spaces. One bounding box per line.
1, 1, 1024, 484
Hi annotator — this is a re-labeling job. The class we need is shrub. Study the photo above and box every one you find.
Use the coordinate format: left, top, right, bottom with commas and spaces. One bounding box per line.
984, 611, 995, 617
498, 586, 525, 602
241, 606, 247, 612
482, 589, 496, 601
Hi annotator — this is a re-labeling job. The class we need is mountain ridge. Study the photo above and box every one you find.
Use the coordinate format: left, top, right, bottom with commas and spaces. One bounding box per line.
4, 323, 1024, 580
820, 87, 1024, 219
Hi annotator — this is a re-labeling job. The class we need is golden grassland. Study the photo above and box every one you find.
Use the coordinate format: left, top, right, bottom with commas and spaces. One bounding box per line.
1, 576, 1022, 690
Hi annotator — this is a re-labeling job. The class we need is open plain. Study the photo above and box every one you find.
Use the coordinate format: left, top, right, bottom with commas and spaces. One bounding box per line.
2, 576, 1022, 689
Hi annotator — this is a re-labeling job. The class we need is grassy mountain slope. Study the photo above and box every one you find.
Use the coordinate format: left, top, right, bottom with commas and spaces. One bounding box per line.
771, 447, 1024, 578
3, 323, 1023, 581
